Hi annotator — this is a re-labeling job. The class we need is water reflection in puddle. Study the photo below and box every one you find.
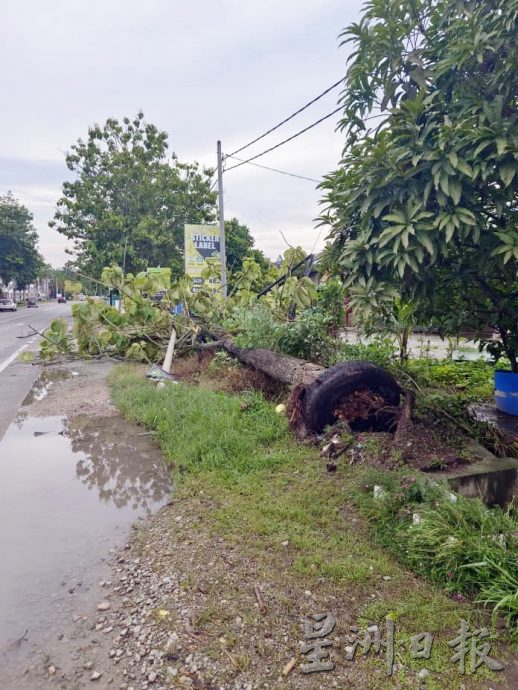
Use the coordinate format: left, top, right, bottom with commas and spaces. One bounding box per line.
0, 413, 171, 648
21, 369, 74, 405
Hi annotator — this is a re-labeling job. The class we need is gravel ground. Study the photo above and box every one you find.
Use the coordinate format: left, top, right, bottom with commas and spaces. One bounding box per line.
5, 359, 516, 690
60, 492, 518, 690
59, 501, 385, 690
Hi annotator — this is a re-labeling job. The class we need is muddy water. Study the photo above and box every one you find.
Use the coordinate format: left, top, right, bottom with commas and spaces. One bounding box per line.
0, 411, 171, 683
20, 368, 74, 405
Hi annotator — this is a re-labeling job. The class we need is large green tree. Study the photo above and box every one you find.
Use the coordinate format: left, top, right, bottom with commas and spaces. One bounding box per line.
0, 193, 43, 289
225, 217, 254, 273
51, 112, 217, 279
321, 0, 518, 370
225, 217, 270, 274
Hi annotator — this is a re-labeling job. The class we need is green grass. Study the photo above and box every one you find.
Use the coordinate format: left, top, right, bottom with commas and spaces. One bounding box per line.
110, 366, 395, 586
109, 365, 516, 684
111, 368, 291, 479
404, 358, 494, 400
348, 469, 518, 643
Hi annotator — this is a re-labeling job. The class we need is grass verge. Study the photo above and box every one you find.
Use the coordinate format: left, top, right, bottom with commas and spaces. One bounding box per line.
348, 469, 517, 643
109, 364, 516, 688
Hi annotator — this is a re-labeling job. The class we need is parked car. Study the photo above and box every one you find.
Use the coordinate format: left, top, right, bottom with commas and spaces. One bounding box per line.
0, 298, 17, 312
26, 297, 38, 308
57, 296, 67, 303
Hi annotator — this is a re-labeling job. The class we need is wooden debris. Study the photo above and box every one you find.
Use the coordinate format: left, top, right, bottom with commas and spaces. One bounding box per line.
282, 657, 297, 677
254, 583, 267, 616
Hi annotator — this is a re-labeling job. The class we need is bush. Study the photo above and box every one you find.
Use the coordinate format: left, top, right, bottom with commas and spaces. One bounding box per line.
404, 359, 494, 400
225, 304, 279, 351
315, 278, 346, 334
227, 304, 337, 365
350, 469, 518, 641
273, 310, 336, 363
330, 336, 397, 368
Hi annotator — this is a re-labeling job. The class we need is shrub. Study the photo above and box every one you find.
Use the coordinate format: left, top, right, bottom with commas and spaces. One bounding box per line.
330, 336, 397, 368
227, 303, 337, 365
350, 469, 518, 641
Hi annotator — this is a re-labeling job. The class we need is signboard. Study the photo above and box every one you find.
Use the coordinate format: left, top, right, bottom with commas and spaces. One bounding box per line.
184, 224, 221, 291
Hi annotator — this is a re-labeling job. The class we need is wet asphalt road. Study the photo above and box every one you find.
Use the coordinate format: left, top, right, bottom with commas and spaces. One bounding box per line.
0, 301, 72, 440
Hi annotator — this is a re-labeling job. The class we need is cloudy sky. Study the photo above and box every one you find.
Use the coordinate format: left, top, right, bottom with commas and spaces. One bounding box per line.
0, 0, 364, 267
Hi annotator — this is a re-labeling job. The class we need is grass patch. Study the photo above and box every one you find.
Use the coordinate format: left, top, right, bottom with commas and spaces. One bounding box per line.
404, 359, 494, 398
111, 367, 290, 479
348, 469, 518, 643
109, 365, 515, 685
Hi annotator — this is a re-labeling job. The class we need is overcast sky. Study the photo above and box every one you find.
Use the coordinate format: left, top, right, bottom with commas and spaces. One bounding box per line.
0, 0, 364, 267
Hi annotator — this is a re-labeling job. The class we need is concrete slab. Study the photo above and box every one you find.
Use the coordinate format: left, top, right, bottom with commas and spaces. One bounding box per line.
468, 403, 518, 445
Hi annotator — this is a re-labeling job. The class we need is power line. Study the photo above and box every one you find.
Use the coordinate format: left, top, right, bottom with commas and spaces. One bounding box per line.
226, 76, 345, 158
225, 155, 320, 183
224, 106, 343, 172
310, 226, 325, 255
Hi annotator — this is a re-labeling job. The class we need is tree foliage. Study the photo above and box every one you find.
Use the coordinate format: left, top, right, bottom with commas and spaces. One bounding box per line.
50, 112, 217, 279
225, 217, 254, 273
320, 0, 518, 370
224, 217, 270, 290
39, 247, 318, 363
0, 193, 42, 289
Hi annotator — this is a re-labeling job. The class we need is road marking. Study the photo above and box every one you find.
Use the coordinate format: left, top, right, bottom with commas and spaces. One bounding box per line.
0, 345, 29, 375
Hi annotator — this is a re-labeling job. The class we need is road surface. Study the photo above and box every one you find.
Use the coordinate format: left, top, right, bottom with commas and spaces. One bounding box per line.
0, 301, 72, 440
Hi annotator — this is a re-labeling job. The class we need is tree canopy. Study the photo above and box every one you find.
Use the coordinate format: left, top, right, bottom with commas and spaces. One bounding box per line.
50, 112, 218, 279
225, 217, 270, 277
225, 217, 255, 273
320, 0, 518, 370
0, 193, 43, 289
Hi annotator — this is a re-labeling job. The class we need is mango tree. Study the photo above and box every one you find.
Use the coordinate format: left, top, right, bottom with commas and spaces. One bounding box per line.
320, 0, 518, 371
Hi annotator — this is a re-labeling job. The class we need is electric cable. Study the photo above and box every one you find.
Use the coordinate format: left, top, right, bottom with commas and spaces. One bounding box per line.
226, 76, 345, 157
224, 106, 343, 172
225, 155, 320, 183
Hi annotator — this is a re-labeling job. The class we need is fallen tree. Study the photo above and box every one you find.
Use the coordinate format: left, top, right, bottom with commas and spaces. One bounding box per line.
38, 264, 413, 442
221, 338, 324, 387
220, 338, 404, 439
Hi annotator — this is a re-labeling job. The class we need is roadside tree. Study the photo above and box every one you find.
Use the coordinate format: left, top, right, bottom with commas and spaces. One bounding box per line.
225, 217, 269, 274
51, 112, 217, 279
320, 0, 518, 370
0, 193, 42, 289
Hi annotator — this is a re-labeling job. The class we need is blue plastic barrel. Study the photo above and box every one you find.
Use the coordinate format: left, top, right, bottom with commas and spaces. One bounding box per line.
494, 370, 518, 416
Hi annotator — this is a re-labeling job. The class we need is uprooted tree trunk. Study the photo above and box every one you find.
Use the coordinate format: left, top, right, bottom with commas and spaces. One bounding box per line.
221, 339, 325, 387
218, 338, 414, 441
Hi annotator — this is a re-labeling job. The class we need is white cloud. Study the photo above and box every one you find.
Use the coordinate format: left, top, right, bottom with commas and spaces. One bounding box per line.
8, 185, 59, 208
6, 183, 73, 267
1, 0, 363, 265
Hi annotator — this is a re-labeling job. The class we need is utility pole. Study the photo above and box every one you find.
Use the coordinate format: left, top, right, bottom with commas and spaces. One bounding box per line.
216, 140, 227, 298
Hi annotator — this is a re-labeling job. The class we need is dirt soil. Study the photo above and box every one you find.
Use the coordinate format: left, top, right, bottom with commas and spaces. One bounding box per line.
4, 357, 517, 690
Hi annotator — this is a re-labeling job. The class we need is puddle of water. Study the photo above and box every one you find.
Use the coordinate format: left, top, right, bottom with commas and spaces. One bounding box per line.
21, 369, 72, 405
0, 413, 171, 651
449, 469, 517, 509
